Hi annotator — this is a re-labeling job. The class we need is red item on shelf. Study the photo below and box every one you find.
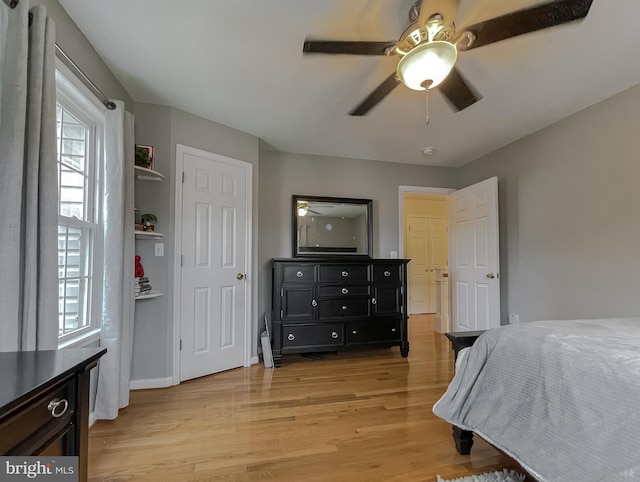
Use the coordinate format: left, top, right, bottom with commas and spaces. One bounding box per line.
135, 255, 144, 278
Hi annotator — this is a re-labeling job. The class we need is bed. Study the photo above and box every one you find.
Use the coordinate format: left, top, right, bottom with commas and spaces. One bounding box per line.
433, 318, 640, 482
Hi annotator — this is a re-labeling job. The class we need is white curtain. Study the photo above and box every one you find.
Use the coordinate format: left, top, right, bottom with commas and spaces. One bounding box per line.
94, 100, 135, 420
0, 1, 58, 351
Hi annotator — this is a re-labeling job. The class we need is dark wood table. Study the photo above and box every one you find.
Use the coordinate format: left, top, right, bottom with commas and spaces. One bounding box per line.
443, 330, 485, 455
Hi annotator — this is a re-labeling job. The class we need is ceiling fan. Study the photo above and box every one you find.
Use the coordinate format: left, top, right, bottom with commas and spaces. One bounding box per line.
297, 201, 323, 216
303, 0, 594, 116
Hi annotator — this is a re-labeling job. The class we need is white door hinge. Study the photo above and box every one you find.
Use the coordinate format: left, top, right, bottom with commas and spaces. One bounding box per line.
182, 171, 185, 183
180, 254, 184, 267
179, 339, 183, 351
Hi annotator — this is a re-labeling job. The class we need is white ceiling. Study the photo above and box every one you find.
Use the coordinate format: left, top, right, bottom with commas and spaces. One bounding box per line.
58, 0, 640, 168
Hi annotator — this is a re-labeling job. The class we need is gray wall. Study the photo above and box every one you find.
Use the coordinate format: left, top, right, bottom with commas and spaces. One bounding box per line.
131, 104, 172, 380
35, 0, 133, 109
131, 103, 260, 382
258, 150, 457, 329
458, 82, 640, 324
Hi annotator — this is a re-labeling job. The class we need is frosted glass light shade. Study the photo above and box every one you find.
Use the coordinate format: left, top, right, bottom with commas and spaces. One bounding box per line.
397, 41, 457, 91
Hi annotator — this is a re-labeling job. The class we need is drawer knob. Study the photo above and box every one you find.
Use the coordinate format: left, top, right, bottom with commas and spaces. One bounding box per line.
391, 328, 397, 332
312, 299, 317, 307
371, 298, 377, 305
352, 330, 358, 335
287, 333, 295, 341
296, 271, 304, 278
342, 305, 347, 310
341, 271, 349, 277
384, 270, 391, 277
331, 331, 339, 339
48, 398, 69, 418
341, 287, 349, 294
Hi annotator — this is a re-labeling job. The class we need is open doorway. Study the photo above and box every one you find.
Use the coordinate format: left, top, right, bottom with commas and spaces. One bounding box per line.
399, 179, 501, 335
399, 186, 454, 333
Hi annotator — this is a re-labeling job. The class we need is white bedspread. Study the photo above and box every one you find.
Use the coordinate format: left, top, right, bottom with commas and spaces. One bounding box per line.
433, 318, 640, 482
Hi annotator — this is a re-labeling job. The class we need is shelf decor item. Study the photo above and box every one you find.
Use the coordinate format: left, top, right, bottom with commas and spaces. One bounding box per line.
141, 213, 157, 231
135, 144, 155, 170
134, 255, 144, 278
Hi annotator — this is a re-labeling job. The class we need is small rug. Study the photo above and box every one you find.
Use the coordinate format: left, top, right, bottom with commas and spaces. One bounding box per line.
436, 469, 525, 482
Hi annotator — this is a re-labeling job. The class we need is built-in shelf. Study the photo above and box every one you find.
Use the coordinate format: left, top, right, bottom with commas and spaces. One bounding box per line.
135, 165, 165, 181
135, 291, 163, 301
135, 230, 164, 239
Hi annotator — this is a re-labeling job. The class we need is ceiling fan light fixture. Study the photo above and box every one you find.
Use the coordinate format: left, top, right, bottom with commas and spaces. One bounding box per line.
396, 41, 457, 91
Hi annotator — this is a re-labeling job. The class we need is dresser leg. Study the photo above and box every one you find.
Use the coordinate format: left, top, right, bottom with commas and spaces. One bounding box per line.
400, 342, 409, 357
452, 426, 474, 455
273, 355, 282, 368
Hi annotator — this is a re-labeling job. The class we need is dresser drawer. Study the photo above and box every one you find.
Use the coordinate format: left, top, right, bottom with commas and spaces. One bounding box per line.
346, 320, 401, 344
0, 379, 76, 454
317, 284, 369, 297
319, 265, 368, 283
282, 324, 344, 348
319, 299, 369, 318
372, 264, 402, 282
282, 264, 315, 282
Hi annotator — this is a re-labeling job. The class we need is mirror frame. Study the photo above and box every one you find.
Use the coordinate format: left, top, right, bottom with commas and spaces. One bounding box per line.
292, 195, 373, 258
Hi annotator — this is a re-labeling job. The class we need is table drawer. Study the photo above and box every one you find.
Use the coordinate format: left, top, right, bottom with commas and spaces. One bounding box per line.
319, 299, 369, 318
317, 285, 369, 297
282, 264, 315, 283
319, 265, 368, 283
0, 379, 75, 454
346, 320, 401, 344
282, 324, 344, 348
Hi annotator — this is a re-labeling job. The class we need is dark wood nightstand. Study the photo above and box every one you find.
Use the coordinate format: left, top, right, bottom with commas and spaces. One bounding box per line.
444, 330, 485, 455
0, 348, 106, 482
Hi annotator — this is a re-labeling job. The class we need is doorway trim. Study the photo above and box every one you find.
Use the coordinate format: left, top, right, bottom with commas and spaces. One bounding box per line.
398, 185, 455, 259
171, 143, 253, 385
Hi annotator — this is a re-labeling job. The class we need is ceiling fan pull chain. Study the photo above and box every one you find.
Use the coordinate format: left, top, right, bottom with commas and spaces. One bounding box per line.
425, 90, 430, 125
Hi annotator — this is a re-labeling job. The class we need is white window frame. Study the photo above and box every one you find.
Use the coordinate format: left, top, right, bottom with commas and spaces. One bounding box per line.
55, 60, 106, 348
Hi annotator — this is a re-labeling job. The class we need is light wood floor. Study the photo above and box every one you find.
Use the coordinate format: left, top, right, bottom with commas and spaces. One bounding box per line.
88, 315, 524, 481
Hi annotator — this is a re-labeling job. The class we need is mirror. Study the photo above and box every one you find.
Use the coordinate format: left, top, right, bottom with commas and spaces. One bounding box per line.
292, 195, 373, 257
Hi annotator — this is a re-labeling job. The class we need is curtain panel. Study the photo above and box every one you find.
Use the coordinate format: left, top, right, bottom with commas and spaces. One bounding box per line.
95, 100, 135, 420
0, 1, 58, 351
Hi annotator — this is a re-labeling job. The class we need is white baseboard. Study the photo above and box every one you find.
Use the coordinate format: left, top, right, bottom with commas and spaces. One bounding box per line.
250, 356, 259, 365
130, 376, 173, 390
89, 412, 96, 427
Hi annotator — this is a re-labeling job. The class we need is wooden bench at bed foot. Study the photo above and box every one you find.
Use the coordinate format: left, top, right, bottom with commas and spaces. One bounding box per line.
452, 426, 474, 455
444, 330, 485, 456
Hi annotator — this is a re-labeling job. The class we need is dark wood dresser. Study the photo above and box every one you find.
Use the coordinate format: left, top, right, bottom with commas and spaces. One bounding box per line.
0, 348, 106, 481
271, 258, 409, 366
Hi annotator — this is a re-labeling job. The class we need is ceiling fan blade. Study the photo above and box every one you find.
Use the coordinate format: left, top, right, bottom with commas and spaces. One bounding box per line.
438, 67, 481, 112
460, 0, 594, 51
303, 40, 396, 56
349, 72, 401, 116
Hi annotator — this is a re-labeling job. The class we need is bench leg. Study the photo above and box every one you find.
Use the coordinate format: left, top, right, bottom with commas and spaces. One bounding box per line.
452, 426, 474, 455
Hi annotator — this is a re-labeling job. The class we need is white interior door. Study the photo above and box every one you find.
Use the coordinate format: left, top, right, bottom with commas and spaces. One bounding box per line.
407, 216, 448, 314
407, 216, 429, 314
176, 145, 251, 382
428, 218, 448, 313
449, 177, 500, 332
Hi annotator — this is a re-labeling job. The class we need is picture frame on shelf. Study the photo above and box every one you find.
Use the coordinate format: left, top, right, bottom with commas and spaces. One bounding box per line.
135, 144, 155, 170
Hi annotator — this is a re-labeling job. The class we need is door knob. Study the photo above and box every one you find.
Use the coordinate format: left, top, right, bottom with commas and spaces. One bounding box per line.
486, 273, 495, 279
236, 273, 246, 280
